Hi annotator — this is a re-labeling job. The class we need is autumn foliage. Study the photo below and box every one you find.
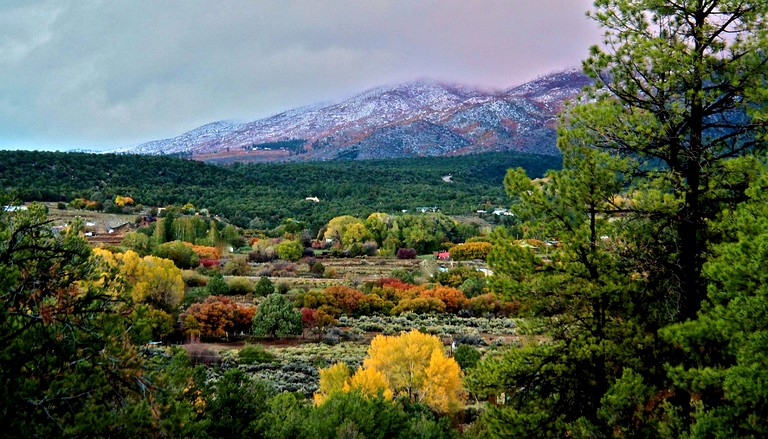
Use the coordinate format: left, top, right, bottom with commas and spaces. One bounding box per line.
448, 241, 493, 261
182, 242, 222, 260
315, 330, 465, 413
179, 296, 256, 340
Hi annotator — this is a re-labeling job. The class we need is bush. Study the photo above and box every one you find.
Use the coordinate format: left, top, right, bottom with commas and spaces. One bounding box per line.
310, 261, 325, 276
223, 256, 251, 276
255, 276, 275, 296
183, 286, 210, 307
252, 293, 303, 338
248, 248, 276, 263
448, 242, 493, 261
227, 276, 255, 295
182, 270, 208, 287
454, 344, 481, 370
390, 268, 416, 284
396, 248, 417, 259
276, 240, 303, 261
238, 345, 277, 365
207, 272, 230, 296
454, 333, 487, 346
155, 240, 200, 269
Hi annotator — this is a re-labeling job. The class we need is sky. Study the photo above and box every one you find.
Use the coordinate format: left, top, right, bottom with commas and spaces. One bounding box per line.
0, 0, 601, 152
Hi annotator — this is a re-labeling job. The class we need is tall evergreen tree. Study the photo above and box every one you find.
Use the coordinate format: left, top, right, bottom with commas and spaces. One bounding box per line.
471, 1, 768, 436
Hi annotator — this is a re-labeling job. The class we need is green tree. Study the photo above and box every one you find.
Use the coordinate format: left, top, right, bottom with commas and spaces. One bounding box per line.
657, 177, 768, 437
199, 368, 276, 438
255, 275, 276, 296
0, 203, 193, 437
276, 239, 303, 261
206, 272, 230, 296
155, 240, 200, 269
253, 293, 303, 338
122, 230, 151, 255
471, 1, 768, 436
580, 0, 768, 322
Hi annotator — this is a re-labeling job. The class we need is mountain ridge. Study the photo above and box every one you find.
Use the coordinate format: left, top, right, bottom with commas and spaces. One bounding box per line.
124, 69, 591, 161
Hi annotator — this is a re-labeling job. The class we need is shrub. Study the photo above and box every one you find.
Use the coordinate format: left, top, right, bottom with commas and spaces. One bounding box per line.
238, 345, 277, 365
155, 240, 200, 269
454, 344, 482, 371
227, 276, 255, 295
276, 282, 290, 295
223, 256, 251, 276
199, 258, 220, 268
183, 287, 210, 307
448, 242, 493, 261
183, 242, 222, 260
389, 269, 416, 284
362, 241, 378, 256
182, 269, 208, 287
454, 333, 487, 346
433, 265, 484, 288
460, 276, 486, 298
276, 240, 303, 261
248, 248, 276, 263
255, 276, 275, 296
396, 248, 417, 259
252, 293, 303, 338
310, 261, 325, 276
207, 272, 230, 296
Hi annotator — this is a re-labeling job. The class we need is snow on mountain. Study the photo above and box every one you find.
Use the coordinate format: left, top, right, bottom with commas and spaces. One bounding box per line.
125, 71, 591, 160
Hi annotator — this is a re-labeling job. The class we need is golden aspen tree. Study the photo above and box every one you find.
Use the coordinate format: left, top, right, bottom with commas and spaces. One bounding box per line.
314, 362, 351, 405
344, 366, 393, 401
421, 350, 466, 413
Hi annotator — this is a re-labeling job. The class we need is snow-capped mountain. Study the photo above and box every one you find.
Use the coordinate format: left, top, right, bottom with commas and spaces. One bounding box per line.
124, 70, 591, 160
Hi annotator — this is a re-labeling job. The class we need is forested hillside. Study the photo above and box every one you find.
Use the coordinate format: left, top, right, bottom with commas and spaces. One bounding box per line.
0, 150, 559, 230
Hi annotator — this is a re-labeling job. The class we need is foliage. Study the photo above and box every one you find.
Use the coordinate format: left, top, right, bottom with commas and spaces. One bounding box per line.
448, 242, 493, 261
226, 276, 255, 295
122, 231, 151, 255
0, 203, 193, 436
206, 272, 230, 296
470, 1, 768, 436
223, 255, 251, 276
253, 293, 303, 338
314, 362, 352, 405
93, 248, 184, 342
362, 330, 466, 413
179, 295, 256, 340
433, 265, 485, 288
239, 344, 278, 365
184, 242, 222, 260
197, 368, 276, 438
657, 180, 768, 437
276, 239, 304, 261
155, 240, 200, 269
397, 248, 417, 259
453, 344, 481, 371
255, 275, 276, 296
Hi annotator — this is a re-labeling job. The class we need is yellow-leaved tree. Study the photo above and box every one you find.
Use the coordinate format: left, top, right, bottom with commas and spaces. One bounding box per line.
93, 248, 185, 341
344, 366, 393, 401
315, 330, 465, 413
314, 362, 351, 405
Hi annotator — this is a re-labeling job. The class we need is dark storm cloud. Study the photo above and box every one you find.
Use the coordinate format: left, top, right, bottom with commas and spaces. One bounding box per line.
0, 0, 600, 150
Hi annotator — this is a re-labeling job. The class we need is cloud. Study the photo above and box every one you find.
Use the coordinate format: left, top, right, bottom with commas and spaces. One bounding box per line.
0, 0, 600, 150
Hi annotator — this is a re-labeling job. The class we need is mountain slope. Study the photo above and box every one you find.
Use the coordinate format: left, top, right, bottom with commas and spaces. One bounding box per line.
127, 70, 590, 160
